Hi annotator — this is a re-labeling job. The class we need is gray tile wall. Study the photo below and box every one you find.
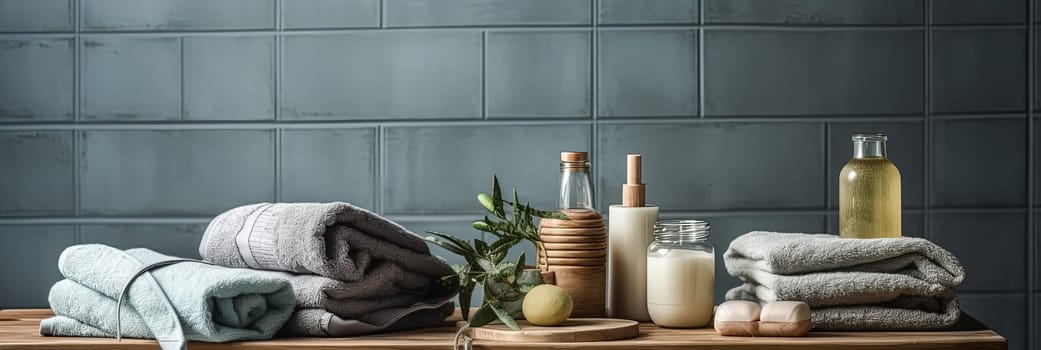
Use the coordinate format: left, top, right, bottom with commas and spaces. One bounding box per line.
0, 1, 1036, 348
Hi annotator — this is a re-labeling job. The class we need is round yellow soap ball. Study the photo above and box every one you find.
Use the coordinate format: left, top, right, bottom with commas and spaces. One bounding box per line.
522, 284, 573, 326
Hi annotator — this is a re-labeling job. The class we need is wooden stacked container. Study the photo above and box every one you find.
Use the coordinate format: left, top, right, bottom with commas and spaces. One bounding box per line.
538, 208, 606, 318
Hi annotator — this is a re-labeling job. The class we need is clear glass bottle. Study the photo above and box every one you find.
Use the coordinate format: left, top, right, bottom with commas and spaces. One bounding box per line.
646, 220, 714, 328
839, 134, 901, 239
558, 151, 594, 210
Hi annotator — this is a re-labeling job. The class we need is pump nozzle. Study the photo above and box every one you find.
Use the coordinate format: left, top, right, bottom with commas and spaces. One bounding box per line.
622, 154, 646, 207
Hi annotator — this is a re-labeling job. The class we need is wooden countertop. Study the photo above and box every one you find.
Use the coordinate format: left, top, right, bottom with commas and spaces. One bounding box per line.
0, 309, 1006, 350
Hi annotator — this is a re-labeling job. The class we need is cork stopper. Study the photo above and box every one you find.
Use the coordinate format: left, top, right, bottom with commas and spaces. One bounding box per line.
622, 154, 646, 207
561, 151, 588, 162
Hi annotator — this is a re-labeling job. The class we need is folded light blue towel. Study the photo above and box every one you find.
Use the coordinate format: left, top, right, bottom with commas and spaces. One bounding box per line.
41, 244, 296, 349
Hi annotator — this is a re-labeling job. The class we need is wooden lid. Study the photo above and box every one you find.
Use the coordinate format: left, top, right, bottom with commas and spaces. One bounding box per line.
561, 151, 588, 162
540, 256, 606, 266
539, 227, 607, 236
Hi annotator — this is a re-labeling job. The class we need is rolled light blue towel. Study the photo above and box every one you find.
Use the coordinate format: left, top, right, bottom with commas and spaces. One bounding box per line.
41, 244, 295, 349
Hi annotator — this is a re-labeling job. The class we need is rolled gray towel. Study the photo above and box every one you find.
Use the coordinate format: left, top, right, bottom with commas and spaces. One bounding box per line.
724, 231, 965, 330
199, 202, 459, 336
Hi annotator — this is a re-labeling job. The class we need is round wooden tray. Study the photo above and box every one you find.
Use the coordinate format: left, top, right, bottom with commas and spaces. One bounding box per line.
542, 241, 607, 251
463, 318, 639, 342
539, 235, 607, 244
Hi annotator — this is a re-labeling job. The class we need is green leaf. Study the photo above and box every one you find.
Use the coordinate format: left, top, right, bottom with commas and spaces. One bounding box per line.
474, 239, 489, 255
472, 220, 492, 233
423, 236, 468, 257
514, 252, 526, 275
512, 188, 521, 222
468, 304, 498, 328
490, 303, 520, 331
477, 258, 496, 272
477, 193, 495, 213
426, 231, 477, 255
459, 283, 474, 321
491, 175, 506, 219
535, 208, 570, 220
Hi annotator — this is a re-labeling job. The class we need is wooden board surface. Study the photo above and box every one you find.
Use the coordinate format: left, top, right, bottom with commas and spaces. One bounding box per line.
464, 319, 638, 342
0, 309, 1006, 350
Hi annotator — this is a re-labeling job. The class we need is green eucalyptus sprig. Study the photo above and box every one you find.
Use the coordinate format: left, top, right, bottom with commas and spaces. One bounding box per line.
424, 176, 568, 330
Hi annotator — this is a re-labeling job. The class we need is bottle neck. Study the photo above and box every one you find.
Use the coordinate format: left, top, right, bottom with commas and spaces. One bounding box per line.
853, 140, 887, 159
559, 163, 594, 209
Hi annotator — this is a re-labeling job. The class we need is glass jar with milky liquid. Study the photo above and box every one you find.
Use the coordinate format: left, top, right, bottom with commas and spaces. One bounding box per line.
839, 134, 901, 238
646, 220, 714, 328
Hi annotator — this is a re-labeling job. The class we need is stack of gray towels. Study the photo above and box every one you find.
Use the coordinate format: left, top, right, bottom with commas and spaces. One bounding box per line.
724, 231, 965, 330
199, 202, 459, 336
43, 202, 459, 345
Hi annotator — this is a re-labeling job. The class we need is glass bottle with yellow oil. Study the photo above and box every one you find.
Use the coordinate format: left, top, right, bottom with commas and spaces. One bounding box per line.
839, 134, 901, 238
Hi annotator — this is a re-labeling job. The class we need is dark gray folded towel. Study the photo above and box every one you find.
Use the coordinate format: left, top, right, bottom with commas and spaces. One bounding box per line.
199, 202, 459, 336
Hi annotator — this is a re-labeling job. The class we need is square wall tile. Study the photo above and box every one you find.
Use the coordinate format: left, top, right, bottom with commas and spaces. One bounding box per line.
81, 130, 275, 216
705, 0, 923, 25
391, 218, 484, 306
0, 0, 72, 32
487, 31, 591, 118
931, 29, 1027, 114
0, 225, 74, 308
284, 0, 380, 29
1036, 213, 1041, 291
82, 0, 275, 31
598, 0, 698, 25
184, 36, 274, 121
679, 213, 826, 304
704, 29, 923, 116
0, 38, 73, 121
598, 30, 697, 117
282, 32, 481, 120
959, 294, 1027, 350
827, 212, 926, 238
384, 124, 591, 214
828, 121, 924, 208
1036, 29, 1040, 112
932, 118, 1026, 207
81, 37, 181, 121
281, 128, 377, 209
598, 122, 825, 211
932, 0, 1027, 24
930, 212, 1026, 292
80, 224, 207, 259
385, 0, 591, 27
0, 131, 74, 216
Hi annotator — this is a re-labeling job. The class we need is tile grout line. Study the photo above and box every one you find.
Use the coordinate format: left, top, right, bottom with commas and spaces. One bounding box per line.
923, 0, 933, 240
179, 37, 185, 121
72, 0, 81, 244
379, 0, 385, 29
1027, 1, 1037, 348
697, 0, 705, 119
823, 122, 831, 215
274, 0, 283, 202
376, 125, 385, 215
481, 30, 487, 120
592, 0, 600, 208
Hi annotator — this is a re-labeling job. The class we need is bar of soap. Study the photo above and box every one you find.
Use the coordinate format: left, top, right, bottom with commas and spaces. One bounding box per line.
758, 301, 811, 337
714, 301, 760, 336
